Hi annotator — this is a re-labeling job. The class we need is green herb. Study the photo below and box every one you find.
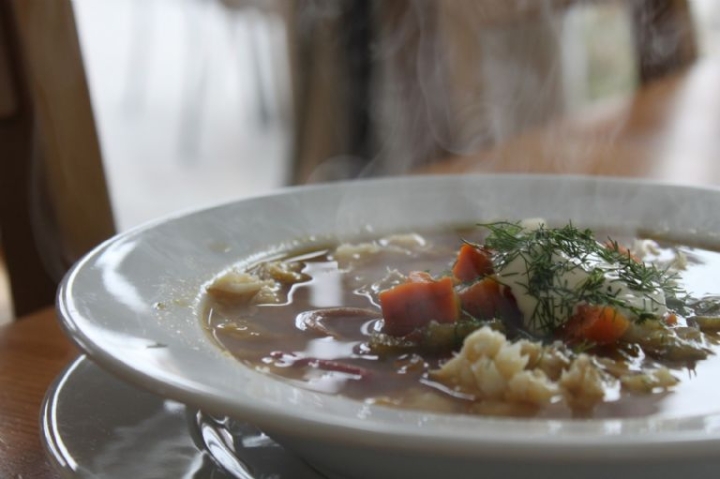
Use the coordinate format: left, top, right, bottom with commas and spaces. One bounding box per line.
473, 222, 684, 334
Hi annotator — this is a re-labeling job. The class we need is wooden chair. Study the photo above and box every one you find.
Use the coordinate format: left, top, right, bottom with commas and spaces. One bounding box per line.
0, 0, 115, 318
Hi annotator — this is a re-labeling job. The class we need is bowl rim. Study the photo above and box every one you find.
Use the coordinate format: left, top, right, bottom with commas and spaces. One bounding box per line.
56, 173, 720, 461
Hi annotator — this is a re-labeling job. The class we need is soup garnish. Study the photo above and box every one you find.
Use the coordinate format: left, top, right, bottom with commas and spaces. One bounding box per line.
204, 221, 720, 418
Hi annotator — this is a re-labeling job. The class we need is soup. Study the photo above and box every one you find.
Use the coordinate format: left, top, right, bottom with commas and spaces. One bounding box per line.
203, 221, 720, 419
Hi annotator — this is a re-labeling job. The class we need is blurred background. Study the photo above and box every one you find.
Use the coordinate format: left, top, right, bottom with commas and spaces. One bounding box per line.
72, 0, 293, 231
61, 0, 720, 228
2, 0, 720, 324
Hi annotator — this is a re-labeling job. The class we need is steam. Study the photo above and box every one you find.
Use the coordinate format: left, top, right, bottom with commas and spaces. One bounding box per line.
292, 0, 700, 183
294, 0, 571, 181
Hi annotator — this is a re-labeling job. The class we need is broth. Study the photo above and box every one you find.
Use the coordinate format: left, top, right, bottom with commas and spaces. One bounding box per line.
203, 225, 720, 419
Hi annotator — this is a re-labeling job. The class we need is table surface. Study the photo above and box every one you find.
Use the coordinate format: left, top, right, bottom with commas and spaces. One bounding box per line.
4, 56, 720, 478
0, 307, 77, 479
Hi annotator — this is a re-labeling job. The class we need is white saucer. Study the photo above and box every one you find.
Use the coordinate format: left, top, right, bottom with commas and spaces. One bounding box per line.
41, 356, 326, 479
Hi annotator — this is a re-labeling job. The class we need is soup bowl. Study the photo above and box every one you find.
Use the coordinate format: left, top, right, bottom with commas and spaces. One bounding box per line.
57, 174, 720, 479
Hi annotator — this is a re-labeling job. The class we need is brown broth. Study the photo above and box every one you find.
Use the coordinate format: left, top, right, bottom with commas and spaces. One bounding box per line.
203, 228, 720, 420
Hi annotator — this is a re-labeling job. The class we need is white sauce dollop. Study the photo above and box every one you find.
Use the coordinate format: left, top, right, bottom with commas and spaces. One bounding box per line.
496, 247, 668, 335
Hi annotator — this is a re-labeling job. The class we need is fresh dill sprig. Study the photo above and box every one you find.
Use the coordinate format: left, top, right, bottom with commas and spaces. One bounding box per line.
479, 222, 685, 334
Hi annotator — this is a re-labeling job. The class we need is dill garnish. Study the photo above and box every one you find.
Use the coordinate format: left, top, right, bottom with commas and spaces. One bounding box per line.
473, 222, 683, 335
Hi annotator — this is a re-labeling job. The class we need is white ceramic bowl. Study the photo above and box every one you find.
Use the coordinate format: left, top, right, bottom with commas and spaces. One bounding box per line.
58, 175, 720, 479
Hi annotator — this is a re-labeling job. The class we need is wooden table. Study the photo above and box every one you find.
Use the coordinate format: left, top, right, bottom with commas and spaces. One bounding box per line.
0, 307, 77, 479
3, 55, 720, 478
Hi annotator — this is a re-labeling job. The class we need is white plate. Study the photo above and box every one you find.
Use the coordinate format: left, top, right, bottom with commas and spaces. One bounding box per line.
57, 174, 720, 479
41, 356, 324, 478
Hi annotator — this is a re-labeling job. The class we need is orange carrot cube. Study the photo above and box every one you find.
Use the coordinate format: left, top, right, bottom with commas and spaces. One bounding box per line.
452, 244, 494, 283
379, 272, 460, 336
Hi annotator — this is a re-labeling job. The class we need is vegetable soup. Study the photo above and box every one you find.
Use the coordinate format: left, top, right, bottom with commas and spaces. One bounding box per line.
203, 221, 720, 419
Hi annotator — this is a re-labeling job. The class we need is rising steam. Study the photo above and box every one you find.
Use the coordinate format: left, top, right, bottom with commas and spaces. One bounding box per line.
291, 0, 699, 183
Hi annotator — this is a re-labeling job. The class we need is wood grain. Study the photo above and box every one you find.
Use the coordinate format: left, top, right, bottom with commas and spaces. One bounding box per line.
0, 308, 77, 479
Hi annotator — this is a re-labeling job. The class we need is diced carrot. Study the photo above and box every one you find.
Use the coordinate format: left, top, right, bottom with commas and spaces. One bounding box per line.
664, 313, 678, 326
379, 272, 460, 337
452, 244, 494, 283
565, 304, 630, 345
457, 277, 518, 320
